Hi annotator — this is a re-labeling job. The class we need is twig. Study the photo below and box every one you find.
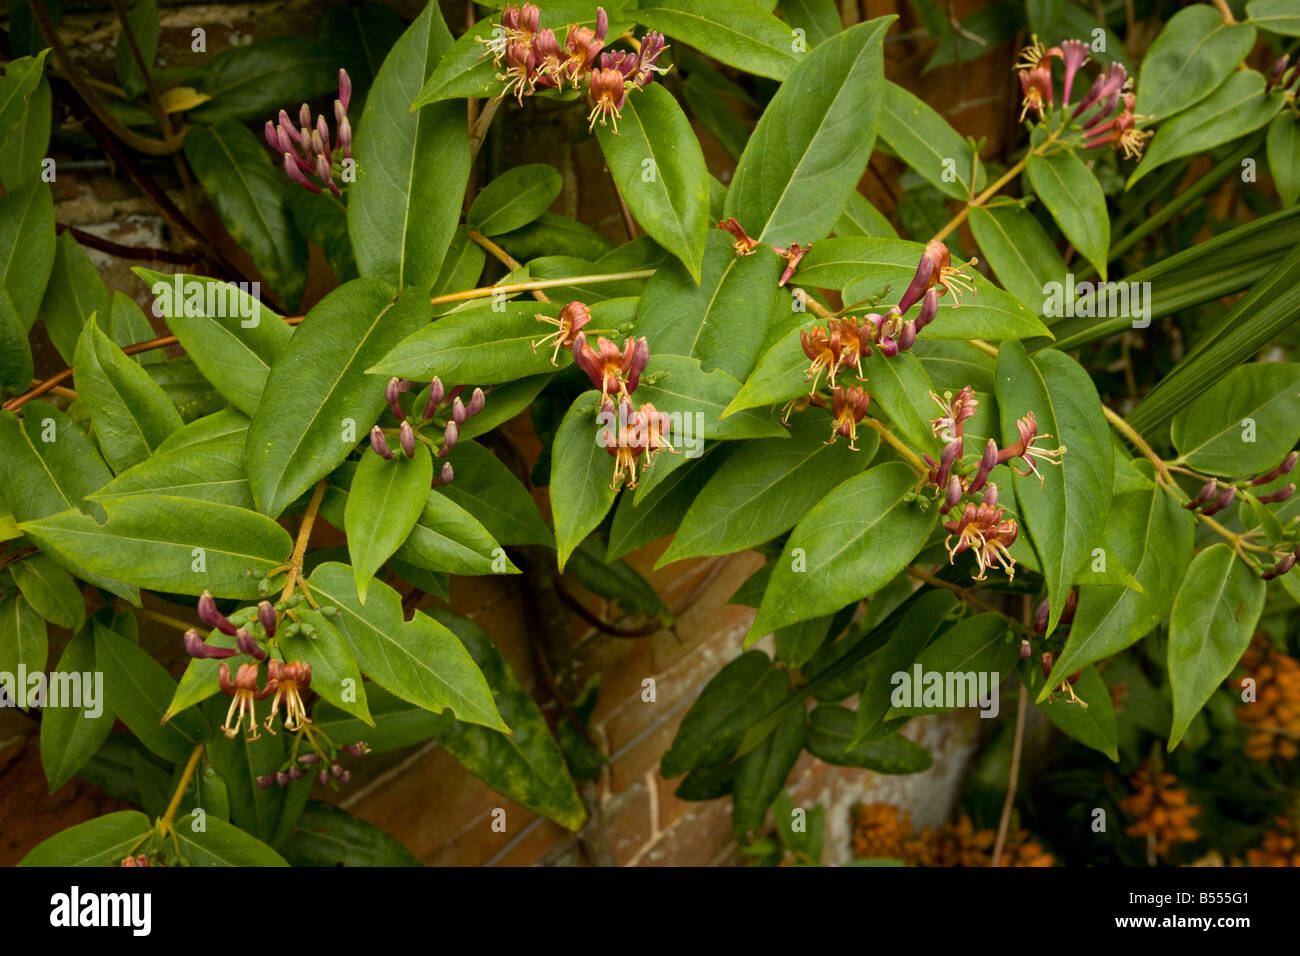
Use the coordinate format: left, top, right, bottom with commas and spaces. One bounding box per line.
429, 269, 654, 307
990, 678, 1028, 866
56, 223, 200, 264
279, 480, 328, 604
161, 744, 205, 827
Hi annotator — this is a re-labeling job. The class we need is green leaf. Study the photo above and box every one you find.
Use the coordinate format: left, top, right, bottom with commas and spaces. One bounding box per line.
634, 0, 799, 81
806, 705, 931, 772
89, 408, 253, 507
345, 442, 433, 602
748, 462, 937, 639
135, 268, 292, 416
968, 205, 1068, 316
0, 591, 47, 675
10, 553, 84, 632
773, 615, 833, 668
724, 17, 891, 246
286, 188, 358, 282
39, 625, 118, 792
1248, 0, 1300, 35
865, 351, 941, 457
183, 121, 306, 311
175, 816, 289, 866
350, 0, 467, 292
279, 803, 421, 866
204, 701, 289, 840
833, 190, 897, 238
633, 229, 784, 379
1167, 544, 1266, 749
370, 301, 568, 383
1170, 362, 1300, 477
0, 401, 111, 521
1037, 665, 1117, 760
323, 462, 515, 576
631, 353, 787, 440
246, 279, 426, 517
1028, 147, 1109, 280
732, 687, 804, 839
438, 440, 553, 547
608, 444, 729, 560
165, 628, 236, 721
995, 344, 1112, 635
313, 683, 442, 753
95, 623, 208, 762
778, 0, 841, 46
659, 410, 870, 565
74, 316, 183, 472
114, 0, 159, 97
468, 163, 563, 237
879, 80, 984, 200
550, 391, 618, 570
597, 83, 710, 282
887, 614, 1017, 717
307, 562, 507, 732
429, 608, 586, 830
18, 811, 152, 866
0, 51, 49, 147
280, 613, 372, 726
0, 74, 50, 190
661, 649, 789, 778
1130, 71, 1282, 189
409, 19, 500, 107
193, 36, 342, 124
1135, 5, 1257, 121
40, 232, 111, 366
21, 495, 293, 599
1268, 112, 1300, 207
1043, 483, 1194, 696
0, 179, 55, 390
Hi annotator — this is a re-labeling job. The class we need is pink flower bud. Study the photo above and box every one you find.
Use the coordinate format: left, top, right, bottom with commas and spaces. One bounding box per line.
386, 377, 409, 419
400, 421, 416, 458
338, 68, 352, 114
198, 590, 239, 636
941, 474, 963, 513
1256, 483, 1295, 505
184, 628, 237, 659
452, 396, 467, 426
236, 628, 267, 660
465, 387, 485, 418
423, 378, 445, 419
440, 420, 459, 456
315, 115, 331, 157
432, 462, 454, 487
283, 152, 321, 193
596, 7, 608, 40
370, 425, 395, 460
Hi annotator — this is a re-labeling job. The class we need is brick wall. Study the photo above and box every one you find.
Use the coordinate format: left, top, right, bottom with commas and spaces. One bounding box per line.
0, 0, 1017, 866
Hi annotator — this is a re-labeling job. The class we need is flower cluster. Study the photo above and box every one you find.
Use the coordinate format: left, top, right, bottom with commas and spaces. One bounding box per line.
851, 803, 1055, 867
533, 301, 592, 364
1236, 638, 1300, 761
1015, 36, 1150, 159
564, 321, 670, 489
187, 591, 318, 741
265, 69, 353, 195
1120, 761, 1201, 859
372, 377, 487, 487
1184, 452, 1298, 579
479, 4, 669, 132
923, 387, 1064, 582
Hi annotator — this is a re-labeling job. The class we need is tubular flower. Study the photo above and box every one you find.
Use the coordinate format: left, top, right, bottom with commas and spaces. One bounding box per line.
502, 37, 539, 102
184, 628, 237, 660
774, 243, 809, 286
266, 69, 352, 196
480, 3, 540, 65
717, 217, 760, 256
531, 28, 566, 89
828, 385, 871, 450
831, 317, 873, 376
587, 67, 627, 131
533, 300, 592, 364
943, 501, 1019, 581
928, 386, 978, 442
572, 333, 648, 397
219, 662, 272, 740
1057, 38, 1090, 106
265, 660, 312, 733
997, 412, 1066, 484
561, 23, 606, 84
898, 240, 978, 312
799, 325, 842, 392
601, 399, 672, 489
1073, 61, 1129, 121
1019, 64, 1053, 121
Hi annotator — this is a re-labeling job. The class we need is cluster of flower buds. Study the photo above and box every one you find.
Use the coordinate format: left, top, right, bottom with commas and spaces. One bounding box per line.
1027, 593, 1083, 701
1015, 36, 1150, 160
479, 4, 669, 132
120, 854, 151, 867
265, 68, 353, 195
372, 377, 487, 486
533, 301, 591, 364
715, 219, 810, 287
1183, 452, 1300, 579
255, 741, 369, 789
1266, 55, 1300, 95
921, 389, 1064, 582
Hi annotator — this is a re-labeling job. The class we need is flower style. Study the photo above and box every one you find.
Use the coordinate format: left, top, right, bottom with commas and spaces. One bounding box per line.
928, 386, 978, 443
265, 660, 312, 733
219, 661, 272, 740
997, 411, 1066, 484
533, 301, 592, 364
602, 398, 672, 488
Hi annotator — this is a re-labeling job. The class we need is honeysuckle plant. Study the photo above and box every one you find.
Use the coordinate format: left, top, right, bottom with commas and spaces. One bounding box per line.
4, 0, 1300, 869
